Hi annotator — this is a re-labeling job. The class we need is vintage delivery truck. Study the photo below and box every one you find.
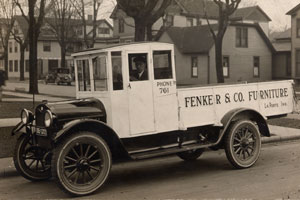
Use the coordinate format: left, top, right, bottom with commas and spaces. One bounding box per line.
12, 42, 296, 196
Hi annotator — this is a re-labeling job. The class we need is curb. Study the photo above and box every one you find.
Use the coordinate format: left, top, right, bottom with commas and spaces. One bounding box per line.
1, 132, 300, 178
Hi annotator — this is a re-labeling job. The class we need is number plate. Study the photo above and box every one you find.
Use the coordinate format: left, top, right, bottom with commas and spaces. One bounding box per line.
36, 127, 47, 137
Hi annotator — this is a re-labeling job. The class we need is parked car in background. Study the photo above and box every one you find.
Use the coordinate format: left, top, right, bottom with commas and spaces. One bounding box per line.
45, 68, 72, 85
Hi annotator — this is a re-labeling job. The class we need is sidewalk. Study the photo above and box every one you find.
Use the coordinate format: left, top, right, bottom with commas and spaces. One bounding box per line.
1, 123, 300, 178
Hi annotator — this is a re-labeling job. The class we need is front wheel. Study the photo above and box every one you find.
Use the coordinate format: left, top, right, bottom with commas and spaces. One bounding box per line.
177, 148, 204, 161
51, 132, 112, 196
13, 134, 52, 181
225, 120, 261, 169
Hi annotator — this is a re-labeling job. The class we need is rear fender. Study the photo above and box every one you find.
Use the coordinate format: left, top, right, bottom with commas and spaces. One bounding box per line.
54, 119, 129, 159
218, 108, 270, 142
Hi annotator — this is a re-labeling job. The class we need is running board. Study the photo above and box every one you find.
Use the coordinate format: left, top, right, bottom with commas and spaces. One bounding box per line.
129, 143, 212, 160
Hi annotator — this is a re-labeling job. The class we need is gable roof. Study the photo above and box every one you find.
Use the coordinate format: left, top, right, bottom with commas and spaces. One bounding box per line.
111, 0, 271, 23
286, 3, 300, 15
162, 23, 275, 54
164, 25, 217, 53
231, 6, 271, 21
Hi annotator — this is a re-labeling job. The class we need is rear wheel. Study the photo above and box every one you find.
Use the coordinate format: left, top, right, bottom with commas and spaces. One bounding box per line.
177, 149, 204, 161
52, 132, 112, 196
225, 120, 261, 169
13, 134, 51, 181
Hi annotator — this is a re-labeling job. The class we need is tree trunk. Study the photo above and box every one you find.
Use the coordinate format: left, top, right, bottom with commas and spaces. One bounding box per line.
19, 45, 25, 81
215, 39, 224, 83
61, 47, 66, 68
4, 50, 8, 80
134, 19, 146, 41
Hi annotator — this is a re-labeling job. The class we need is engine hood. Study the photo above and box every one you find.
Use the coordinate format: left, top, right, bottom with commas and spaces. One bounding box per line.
35, 98, 106, 125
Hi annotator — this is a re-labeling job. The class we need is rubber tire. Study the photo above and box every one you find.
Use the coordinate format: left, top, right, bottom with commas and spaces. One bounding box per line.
51, 132, 112, 196
13, 134, 51, 181
177, 148, 204, 161
225, 120, 261, 169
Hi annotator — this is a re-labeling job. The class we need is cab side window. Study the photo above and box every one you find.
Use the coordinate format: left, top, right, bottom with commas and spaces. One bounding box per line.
128, 53, 148, 81
153, 50, 173, 80
77, 59, 91, 91
111, 51, 123, 90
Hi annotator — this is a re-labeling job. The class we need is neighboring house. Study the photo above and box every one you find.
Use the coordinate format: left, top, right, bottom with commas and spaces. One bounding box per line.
287, 3, 300, 84
8, 16, 114, 79
272, 28, 292, 80
158, 23, 275, 85
110, 0, 271, 42
0, 18, 9, 71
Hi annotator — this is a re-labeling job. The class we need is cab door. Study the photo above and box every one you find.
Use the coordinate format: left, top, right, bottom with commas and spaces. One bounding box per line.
127, 52, 155, 135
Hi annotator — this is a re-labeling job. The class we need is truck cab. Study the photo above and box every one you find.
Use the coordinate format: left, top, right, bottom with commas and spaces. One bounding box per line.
72, 42, 179, 138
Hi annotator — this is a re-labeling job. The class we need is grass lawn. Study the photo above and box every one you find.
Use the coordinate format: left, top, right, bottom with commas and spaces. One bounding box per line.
0, 101, 41, 118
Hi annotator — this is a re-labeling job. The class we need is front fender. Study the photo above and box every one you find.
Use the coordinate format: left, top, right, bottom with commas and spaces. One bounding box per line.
11, 122, 26, 136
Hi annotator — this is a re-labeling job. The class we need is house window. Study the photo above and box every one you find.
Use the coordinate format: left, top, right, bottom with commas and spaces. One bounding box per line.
236, 27, 248, 48
297, 19, 300, 38
191, 56, 198, 78
43, 41, 51, 52
223, 56, 229, 78
15, 42, 18, 52
119, 18, 124, 33
14, 60, 18, 72
187, 18, 193, 27
25, 60, 29, 72
98, 27, 110, 34
9, 42, 12, 53
165, 14, 174, 27
287, 54, 291, 76
296, 50, 300, 77
253, 56, 260, 78
9, 60, 13, 72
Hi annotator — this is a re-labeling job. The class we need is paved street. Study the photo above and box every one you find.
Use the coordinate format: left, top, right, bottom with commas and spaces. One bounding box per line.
1, 141, 300, 199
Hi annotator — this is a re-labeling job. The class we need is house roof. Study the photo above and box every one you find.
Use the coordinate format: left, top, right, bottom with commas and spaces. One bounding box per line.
164, 25, 217, 54
14, 15, 113, 41
231, 6, 271, 21
162, 23, 275, 54
111, 0, 271, 22
286, 3, 300, 15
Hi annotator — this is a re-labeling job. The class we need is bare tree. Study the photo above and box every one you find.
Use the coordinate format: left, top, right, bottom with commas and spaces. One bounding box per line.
205, 0, 241, 83
72, 0, 103, 48
116, 0, 172, 41
11, 16, 29, 81
46, 0, 78, 69
0, 0, 15, 80
15, 0, 52, 94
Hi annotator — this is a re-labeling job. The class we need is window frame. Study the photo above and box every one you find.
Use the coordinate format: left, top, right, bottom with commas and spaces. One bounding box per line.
236, 27, 248, 48
14, 60, 18, 72
222, 56, 230, 78
119, 18, 124, 33
98, 27, 110, 34
153, 50, 173, 80
297, 18, 300, 38
253, 56, 260, 78
191, 56, 198, 78
9, 60, 13, 72
43, 41, 51, 52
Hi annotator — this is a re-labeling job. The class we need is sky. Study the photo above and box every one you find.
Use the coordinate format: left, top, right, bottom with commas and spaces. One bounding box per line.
240, 0, 300, 32
100, 0, 300, 33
